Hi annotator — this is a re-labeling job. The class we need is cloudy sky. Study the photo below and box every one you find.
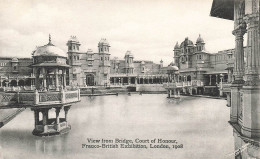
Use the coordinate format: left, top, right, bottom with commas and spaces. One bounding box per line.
0, 0, 235, 65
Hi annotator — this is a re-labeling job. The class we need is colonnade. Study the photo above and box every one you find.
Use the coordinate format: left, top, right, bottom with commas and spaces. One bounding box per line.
35, 67, 67, 91
110, 75, 169, 85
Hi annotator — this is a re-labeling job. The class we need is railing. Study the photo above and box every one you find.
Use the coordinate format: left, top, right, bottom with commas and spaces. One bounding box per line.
0, 89, 80, 108
163, 80, 204, 89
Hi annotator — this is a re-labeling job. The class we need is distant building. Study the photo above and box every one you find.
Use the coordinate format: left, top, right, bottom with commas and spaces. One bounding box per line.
0, 34, 241, 94
172, 34, 248, 96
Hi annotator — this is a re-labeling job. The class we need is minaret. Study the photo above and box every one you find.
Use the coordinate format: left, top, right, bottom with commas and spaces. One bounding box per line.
196, 34, 205, 51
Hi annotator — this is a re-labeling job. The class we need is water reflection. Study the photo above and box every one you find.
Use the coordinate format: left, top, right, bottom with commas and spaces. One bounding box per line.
0, 94, 239, 159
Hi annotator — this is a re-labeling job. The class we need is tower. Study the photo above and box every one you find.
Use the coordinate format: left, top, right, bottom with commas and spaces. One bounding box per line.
67, 36, 82, 86
98, 38, 111, 86
196, 34, 205, 52
160, 59, 163, 68
124, 50, 134, 74
173, 42, 180, 67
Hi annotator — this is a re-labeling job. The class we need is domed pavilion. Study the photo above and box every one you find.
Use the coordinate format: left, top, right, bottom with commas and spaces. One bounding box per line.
31, 35, 70, 91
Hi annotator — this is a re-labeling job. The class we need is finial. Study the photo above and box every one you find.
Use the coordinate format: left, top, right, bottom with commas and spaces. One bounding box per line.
49, 34, 51, 43
199, 34, 201, 37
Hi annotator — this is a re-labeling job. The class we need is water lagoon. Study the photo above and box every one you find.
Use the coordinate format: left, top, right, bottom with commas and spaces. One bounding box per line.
0, 94, 234, 159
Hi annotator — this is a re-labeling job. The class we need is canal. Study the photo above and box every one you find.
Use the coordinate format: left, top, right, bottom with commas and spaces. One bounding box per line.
0, 94, 234, 159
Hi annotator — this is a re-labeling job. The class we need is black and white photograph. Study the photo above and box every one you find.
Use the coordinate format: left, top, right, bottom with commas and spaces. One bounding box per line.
0, 0, 259, 158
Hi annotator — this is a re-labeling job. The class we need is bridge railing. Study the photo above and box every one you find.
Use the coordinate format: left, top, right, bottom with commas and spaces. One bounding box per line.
0, 89, 80, 108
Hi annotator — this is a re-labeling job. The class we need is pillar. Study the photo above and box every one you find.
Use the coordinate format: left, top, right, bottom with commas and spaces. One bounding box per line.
34, 110, 39, 127
230, 20, 247, 123
128, 77, 130, 85
55, 107, 61, 131
42, 109, 49, 133
209, 75, 212, 85
42, 68, 47, 91
62, 68, 66, 89
215, 74, 218, 85
241, 11, 260, 138
64, 106, 71, 127
220, 76, 223, 96
55, 68, 59, 91
226, 92, 231, 107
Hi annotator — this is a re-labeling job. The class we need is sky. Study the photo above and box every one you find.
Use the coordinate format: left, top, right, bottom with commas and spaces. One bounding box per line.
0, 0, 235, 65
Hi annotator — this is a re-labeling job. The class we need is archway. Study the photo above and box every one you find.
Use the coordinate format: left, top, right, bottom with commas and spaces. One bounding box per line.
10, 80, 17, 86
25, 78, 31, 86
2, 80, 7, 87
187, 75, 191, 81
18, 80, 25, 86
86, 74, 95, 86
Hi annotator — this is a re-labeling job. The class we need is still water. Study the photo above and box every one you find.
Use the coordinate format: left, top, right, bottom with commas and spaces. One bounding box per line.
0, 94, 234, 159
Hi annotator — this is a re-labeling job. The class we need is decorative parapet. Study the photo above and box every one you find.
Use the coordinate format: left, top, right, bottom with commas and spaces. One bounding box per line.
0, 89, 80, 108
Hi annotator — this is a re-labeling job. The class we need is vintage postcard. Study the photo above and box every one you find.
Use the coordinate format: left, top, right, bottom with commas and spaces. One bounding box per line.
0, 0, 259, 159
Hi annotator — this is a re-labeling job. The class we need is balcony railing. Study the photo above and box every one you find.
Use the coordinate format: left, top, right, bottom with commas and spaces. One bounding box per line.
0, 89, 80, 108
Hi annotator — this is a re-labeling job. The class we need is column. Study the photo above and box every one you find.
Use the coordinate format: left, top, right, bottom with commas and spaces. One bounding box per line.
220, 76, 223, 96
215, 74, 218, 85
34, 110, 39, 127
35, 68, 39, 90
230, 19, 246, 123
42, 68, 47, 91
55, 68, 59, 91
209, 75, 212, 85
64, 106, 71, 127
55, 108, 61, 131
128, 77, 130, 85
228, 70, 232, 83
62, 68, 66, 89
42, 109, 49, 133
241, 11, 260, 138
232, 23, 246, 82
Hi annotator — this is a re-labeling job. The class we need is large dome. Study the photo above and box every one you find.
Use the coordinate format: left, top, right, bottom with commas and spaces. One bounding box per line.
174, 42, 180, 49
180, 37, 194, 47
33, 36, 67, 57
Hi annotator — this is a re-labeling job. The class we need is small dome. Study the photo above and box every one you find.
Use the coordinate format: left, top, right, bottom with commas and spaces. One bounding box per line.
68, 35, 80, 43
174, 42, 180, 49
167, 65, 179, 71
196, 34, 204, 43
33, 35, 67, 57
125, 50, 133, 57
11, 57, 18, 62
180, 37, 194, 47
141, 61, 145, 65
98, 38, 110, 46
